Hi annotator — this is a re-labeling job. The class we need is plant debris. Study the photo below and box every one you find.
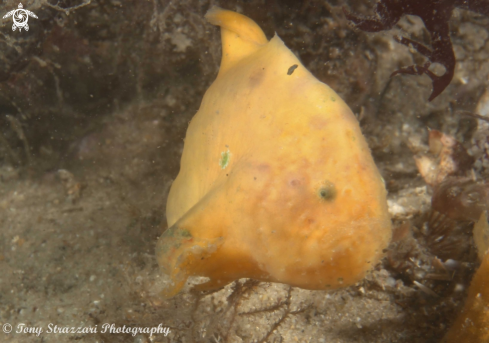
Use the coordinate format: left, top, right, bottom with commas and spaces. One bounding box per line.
344, 0, 489, 101
413, 129, 474, 186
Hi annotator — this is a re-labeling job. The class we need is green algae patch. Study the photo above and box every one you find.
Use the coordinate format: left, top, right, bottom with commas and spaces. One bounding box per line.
219, 149, 231, 169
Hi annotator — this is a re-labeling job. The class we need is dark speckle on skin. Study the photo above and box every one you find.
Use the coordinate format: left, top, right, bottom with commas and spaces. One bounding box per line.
287, 64, 298, 75
318, 181, 337, 201
289, 179, 301, 187
249, 69, 265, 87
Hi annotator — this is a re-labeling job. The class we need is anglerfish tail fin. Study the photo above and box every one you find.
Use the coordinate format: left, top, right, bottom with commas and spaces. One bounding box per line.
205, 6, 268, 74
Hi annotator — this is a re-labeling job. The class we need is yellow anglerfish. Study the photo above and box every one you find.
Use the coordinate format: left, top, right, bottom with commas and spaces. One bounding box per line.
156, 6, 392, 297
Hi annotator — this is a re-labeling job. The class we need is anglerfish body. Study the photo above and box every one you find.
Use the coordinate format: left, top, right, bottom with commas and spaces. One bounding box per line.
156, 7, 392, 297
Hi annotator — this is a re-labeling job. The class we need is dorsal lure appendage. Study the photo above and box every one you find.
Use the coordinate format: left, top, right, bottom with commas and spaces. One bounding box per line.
205, 6, 268, 74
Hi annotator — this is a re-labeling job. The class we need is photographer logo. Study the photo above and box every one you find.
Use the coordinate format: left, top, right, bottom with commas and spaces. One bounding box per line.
3, 3, 38, 32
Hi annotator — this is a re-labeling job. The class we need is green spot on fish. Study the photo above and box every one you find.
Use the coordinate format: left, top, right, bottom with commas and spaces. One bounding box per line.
162, 226, 176, 238
219, 149, 231, 169
180, 229, 192, 238
157, 226, 192, 254
318, 181, 337, 201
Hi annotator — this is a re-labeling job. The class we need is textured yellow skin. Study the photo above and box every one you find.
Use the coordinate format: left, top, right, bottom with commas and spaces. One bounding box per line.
156, 7, 392, 297
444, 250, 489, 342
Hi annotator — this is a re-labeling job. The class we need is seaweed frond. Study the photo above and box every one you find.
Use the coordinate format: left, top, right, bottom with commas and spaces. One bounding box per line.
344, 0, 489, 101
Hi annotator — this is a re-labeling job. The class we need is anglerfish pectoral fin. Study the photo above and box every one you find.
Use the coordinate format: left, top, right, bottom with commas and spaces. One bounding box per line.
156, 219, 224, 298
158, 177, 270, 297
157, 185, 235, 297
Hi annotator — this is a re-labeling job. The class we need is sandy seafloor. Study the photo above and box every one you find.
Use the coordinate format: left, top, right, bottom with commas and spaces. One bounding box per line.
1, 0, 489, 342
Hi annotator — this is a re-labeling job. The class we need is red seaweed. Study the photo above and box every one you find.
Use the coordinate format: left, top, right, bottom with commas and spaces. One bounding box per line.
344, 0, 489, 101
